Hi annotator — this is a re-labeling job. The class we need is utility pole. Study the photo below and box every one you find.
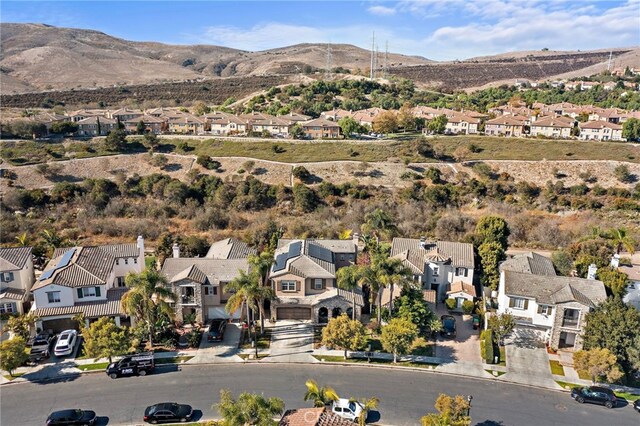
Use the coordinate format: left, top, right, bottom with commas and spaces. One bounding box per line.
370, 31, 375, 80
384, 40, 389, 78
607, 50, 613, 71
325, 43, 333, 80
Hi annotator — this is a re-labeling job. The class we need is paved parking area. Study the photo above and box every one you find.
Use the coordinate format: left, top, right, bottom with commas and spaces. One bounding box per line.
263, 320, 316, 363
501, 327, 560, 389
187, 322, 243, 364
434, 308, 481, 363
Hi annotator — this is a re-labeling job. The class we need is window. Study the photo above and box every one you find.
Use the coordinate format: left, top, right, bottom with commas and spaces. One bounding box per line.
47, 291, 61, 303
281, 281, 296, 292
537, 304, 552, 315
213, 286, 218, 295
205, 286, 216, 296
134, 258, 138, 264
1, 272, 15, 282
115, 259, 119, 265
314, 279, 323, 290
432, 266, 439, 276
124, 259, 128, 265
455, 268, 468, 277
77, 287, 101, 298
340, 254, 345, 261
116, 276, 126, 287
0, 303, 15, 314
511, 297, 527, 310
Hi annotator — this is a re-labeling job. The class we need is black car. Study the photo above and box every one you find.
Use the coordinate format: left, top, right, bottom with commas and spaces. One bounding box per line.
207, 318, 227, 342
633, 399, 639, 413
571, 386, 617, 408
106, 352, 155, 379
46, 409, 97, 426
440, 315, 457, 338
143, 402, 193, 424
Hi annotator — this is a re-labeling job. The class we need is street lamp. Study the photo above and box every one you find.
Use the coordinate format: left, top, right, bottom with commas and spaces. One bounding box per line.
466, 395, 473, 417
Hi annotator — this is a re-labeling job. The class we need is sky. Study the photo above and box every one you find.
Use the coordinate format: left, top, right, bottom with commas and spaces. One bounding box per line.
1, 0, 639, 61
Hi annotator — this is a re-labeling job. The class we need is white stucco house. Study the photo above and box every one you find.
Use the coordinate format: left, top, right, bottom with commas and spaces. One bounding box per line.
0, 247, 35, 315
30, 237, 145, 332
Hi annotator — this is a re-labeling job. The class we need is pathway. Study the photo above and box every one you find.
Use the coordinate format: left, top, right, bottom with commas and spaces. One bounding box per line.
262, 320, 317, 363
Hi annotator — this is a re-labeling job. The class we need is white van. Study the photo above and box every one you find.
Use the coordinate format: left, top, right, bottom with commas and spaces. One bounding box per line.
331, 398, 363, 422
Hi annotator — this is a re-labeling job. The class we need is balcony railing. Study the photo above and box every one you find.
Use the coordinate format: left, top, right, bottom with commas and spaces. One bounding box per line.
180, 295, 196, 305
562, 318, 579, 328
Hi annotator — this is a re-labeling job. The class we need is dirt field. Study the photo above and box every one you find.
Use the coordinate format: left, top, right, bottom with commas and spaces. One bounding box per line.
4, 153, 639, 191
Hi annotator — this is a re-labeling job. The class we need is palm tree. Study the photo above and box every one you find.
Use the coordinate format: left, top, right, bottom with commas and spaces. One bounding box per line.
606, 227, 636, 255
249, 251, 274, 287
377, 258, 414, 313
121, 270, 176, 348
225, 270, 257, 324
362, 208, 396, 241
15, 232, 29, 247
303, 379, 339, 407
355, 397, 379, 426
337, 265, 360, 320
216, 389, 284, 426
252, 280, 274, 335
358, 264, 384, 324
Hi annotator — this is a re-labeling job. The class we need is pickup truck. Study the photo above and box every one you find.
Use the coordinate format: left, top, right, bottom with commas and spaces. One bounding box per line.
27, 330, 55, 364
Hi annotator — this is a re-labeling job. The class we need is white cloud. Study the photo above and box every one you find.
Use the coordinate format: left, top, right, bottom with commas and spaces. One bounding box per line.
368, 5, 397, 16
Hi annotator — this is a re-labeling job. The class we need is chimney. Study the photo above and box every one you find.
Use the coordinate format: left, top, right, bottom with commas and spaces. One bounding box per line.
610, 254, 620, 269
587, 263, 598, 280
137, 235, 145, 252
353, 232, 361, 252
419, 236, 426, 249
172, 243, 180, 259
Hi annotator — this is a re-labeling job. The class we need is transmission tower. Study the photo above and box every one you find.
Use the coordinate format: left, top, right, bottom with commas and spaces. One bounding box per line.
325, 43, 333, 80
607, 50, 613, 71
384, 41, 389, 78
370, 32, 375, 79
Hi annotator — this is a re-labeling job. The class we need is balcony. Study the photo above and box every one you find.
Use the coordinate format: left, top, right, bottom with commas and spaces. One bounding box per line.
180, 295, 197, 305
561, 318, 579, 328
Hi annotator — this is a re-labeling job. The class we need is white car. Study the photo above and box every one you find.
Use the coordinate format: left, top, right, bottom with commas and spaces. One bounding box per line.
54, 329, 78, 357
331, 398, 363, 422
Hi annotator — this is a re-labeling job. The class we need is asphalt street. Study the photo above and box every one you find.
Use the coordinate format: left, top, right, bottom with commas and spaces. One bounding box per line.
1, 364, 638, 426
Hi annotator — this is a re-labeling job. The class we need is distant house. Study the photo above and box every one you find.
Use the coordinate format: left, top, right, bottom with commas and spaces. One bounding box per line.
30, 237, 145, 332
444, 112, 481, 135
320, 108, 353, 122
484, 116, 528, 137
269, 238, 363, 322
123, 115, 166, 135
529, 115, 574, 138
204, 111, 248, 135
108, 108, 144, 122
352, 107, 387, 127
390, 237, 475, 302
497, 252, 607, 350
76, 116, 117, 136
301, 118, 341, 139
279, 112, 312, 124
578, 121, 624, 141
167, 114, 205, 134
0, 247, 35, 315
446, 281, 477, 308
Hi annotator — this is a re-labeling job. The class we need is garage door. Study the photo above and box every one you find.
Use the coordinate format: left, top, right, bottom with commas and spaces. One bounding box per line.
277, 307, 312, 320
207, 307, 241, 321
42, 318, 78, 333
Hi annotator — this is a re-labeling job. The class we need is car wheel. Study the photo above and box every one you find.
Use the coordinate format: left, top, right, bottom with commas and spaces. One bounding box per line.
180, 418, 187, 423
139, 369, 147, 376
110, 373, 118, 379
605, 401, 614, 409
576, 396, 585, 403
151, 420, 158, 425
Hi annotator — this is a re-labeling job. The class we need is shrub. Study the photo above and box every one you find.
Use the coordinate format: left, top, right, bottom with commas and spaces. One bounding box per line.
292, 165, 311, 181
271, 144, 285, 153
480, 329, 495, 364
614, 164, 633, 183
445, 298, 456, 310
462, 300, 474, 315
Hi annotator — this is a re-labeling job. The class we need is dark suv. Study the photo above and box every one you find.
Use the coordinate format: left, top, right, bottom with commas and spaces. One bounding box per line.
571, 386, 617, 408
207, 318, 227, 342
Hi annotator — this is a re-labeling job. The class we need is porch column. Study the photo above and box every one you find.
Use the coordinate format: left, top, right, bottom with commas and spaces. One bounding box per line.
84, 319, 90, 329
114, 316, 121, 327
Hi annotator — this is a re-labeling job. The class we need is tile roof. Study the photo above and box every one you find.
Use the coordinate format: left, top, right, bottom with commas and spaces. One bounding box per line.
0, 247, 32, 270
580, 121, 622, 130
423, 289, 437, 304
500, 252, 557, 276
99, 243, 141, 259
447, 281, 477, 297
390, 238, 474, 269
0, 287, 27, 301
205, 238, 257, 260
170, 265, 208, 284
161, 258, 250, 285
77, 116, 117, 125
502, 270, 607, 308
302, 118, 341, 128
32, 288, 128, 318
271, 240, 347, 279
275, 287, 364, 308
531, 115, 574, 128
280, 407, 354, 426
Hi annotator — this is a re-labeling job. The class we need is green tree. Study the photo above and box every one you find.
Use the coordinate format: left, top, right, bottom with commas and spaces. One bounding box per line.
362, 208, 396, 241
622, 117, 640, 142
551, 250, 573, 276
421, 394, 471, 426
303, 379, 339, 407
321, 314, 367, 359
136, 120, 146, 135
604, 227, 636, 255
376, 257, 413, 312
50, 121, 79, 135
336, 265, 361, 320
596, 267, 629, 298
614, 164, 633, 183
81, 316, 130, 363
475, 215, 510, 250
6, 313, 36, 340
104, 128, 128, 151
144, 133, 159, 151
121, 270, 177, 348
292, 166, 311, 181
215, 389, 284, 426
355, 397, 379, 426
478, 241, 505, 290
225, 270, 258, 324
426, 114, 448, 134
0, 337, 29, 377
397, 102, 416, 132
573, 348, 624, 384
380, 317, 418, 363
488, 312, 515, 346
372, 110, 398, 134
393, 288, 434, 334
292, 183, 318, 213
248, 252, 275, 333
289, 123, 304, 139
583, 298, 640, 381
338, 116, 360, 138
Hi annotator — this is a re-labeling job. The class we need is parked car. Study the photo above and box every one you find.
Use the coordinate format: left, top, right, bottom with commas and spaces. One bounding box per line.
571, 386, 617, 408
46, 409, 96, 425
633, 398, 639, 413
440, 315, 457, 338
143, 402, 193, 424
207, 318, 227, 342
331, 398, 363, 422
54, 330, 78, 357
106, 352, 155, 379
28, 330, 54, 364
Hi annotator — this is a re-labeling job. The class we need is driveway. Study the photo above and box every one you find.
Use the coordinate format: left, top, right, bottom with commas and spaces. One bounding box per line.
434, 308, 481, 363
500, 326, 560, 389
187, 322, 243, 364
263, 320, 316, 363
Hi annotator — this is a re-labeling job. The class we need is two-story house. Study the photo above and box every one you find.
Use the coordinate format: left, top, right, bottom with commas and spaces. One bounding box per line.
390, 238, 475, 303
301, 118, 341, 139
497, 252, 607, 350
269, 238, 363, 322
0, 247, 35, 315
30, 237, 145, 332
161, 238, 256, 323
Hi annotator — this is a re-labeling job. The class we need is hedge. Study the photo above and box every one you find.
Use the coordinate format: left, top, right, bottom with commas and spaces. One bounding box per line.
480, 329, 495, 364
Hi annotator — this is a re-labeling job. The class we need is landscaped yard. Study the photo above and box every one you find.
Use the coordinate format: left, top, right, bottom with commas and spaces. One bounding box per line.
549, 360, 565, 376
498, 346, 507, 367
240, 327, 272, 350
313, 355, 439, 369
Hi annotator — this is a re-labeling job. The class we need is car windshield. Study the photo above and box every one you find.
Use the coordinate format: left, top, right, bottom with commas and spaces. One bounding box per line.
444, 319, 454, 328
73, 410, 83, 419
349, 402, 357, 412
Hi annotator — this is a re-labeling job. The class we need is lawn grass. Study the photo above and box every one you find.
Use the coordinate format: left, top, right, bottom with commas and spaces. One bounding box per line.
3, 135, 638, 166
240, 328, 272, 350
313, 355, 439, 369
485, 369, 507, 377
549, 360, 565, 376
2, 372, 25, 380
238, 353, 270, 360
410, 337, 435, 357
555, 380, 581, 389
577, 369, 591, 381
613, 391, 640, 402
79, 361, 110, 371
